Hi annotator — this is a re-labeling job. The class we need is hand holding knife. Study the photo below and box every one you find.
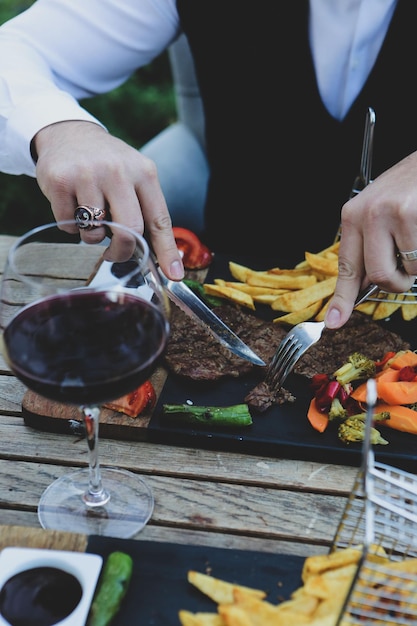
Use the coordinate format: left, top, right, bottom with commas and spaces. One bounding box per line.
88, 255, 266, 367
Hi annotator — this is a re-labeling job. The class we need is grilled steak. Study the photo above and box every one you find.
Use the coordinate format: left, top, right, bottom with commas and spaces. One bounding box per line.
294, 311, 410, 378
164, 303, 287, 381
244, 381, 296, 411
164, 304, 410, 411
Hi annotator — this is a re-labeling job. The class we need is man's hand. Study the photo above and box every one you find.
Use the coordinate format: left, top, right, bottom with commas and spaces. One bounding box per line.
34, 120, 185, 280
325, 151, 417, 328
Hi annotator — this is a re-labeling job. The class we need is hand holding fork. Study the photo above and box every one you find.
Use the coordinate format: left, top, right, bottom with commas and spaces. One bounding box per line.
266, 108, 377, 393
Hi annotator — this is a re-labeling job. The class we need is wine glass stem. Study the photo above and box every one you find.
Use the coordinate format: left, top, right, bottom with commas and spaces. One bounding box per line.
81, 406, 111, 507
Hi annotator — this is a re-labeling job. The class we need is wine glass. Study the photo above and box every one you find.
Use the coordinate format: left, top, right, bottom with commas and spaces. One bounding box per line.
0, 220, 170, 538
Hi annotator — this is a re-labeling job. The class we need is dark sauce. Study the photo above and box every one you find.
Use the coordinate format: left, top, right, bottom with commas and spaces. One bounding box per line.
0, 566, 82, 626
3, 290, 168, 405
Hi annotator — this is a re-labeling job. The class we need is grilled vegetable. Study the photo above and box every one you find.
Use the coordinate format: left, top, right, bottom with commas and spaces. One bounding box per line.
161, 403, 253, 427
333, 351, 376, 386
375, 403, 417, 435
173, 227, 213, 269
338, 414, 389, 446
328, 397, 348, 421
307, 398, 329, 433
87, 551, 133, 626
103, 380, 156, 417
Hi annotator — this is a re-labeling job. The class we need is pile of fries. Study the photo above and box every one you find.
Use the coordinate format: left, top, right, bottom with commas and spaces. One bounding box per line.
203, 242, 417, 325
179, 545, 417, 625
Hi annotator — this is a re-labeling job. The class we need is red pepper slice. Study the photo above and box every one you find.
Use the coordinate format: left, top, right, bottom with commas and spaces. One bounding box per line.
315, 380, 341, 412
310, 373, 330, 393
103, 380, 156, 417
375, 351, 396, 371
172, 227, 213, 269
398, 365, 417, 382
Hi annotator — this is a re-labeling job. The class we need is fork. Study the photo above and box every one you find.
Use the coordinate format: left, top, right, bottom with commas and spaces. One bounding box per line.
333, 107, 376, 243
265, 283, 379, 393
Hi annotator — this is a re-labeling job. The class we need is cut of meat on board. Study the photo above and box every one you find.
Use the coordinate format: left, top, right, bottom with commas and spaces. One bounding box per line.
164, 303, 287, 381
165, 305, 410, 383
294, 311, 410, 378
164, 304, 411, 412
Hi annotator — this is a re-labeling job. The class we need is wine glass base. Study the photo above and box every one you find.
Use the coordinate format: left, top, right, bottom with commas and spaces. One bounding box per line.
38, 467, 154, 538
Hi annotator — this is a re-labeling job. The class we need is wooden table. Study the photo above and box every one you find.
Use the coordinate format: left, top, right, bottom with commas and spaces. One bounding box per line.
0, 234, 358, 558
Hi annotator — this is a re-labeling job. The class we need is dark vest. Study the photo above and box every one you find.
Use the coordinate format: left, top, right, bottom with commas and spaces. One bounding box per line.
176, 0, 417, 264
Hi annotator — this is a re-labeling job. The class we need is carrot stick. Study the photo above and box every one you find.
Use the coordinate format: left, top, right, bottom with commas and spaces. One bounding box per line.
377, 403, 417, 435
351, 368, 400, 403
388, 350, 417, 370
377, 380, 417, 405
307, 398, 329, 433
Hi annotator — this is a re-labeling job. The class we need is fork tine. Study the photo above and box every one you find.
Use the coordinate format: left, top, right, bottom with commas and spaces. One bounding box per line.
266, 334, 296, 376
266, 339, 302, 387
268, 339, 314, 392
266, 283, 380, 393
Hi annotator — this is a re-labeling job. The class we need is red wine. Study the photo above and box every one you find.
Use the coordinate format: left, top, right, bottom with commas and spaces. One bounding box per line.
3, 290, 168, 405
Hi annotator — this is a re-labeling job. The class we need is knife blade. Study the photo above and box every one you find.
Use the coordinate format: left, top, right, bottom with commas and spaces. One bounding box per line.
89, 258, 266, 366
158, 270, 266, 366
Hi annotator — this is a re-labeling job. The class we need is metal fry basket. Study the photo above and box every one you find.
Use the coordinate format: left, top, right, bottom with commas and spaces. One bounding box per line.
367, 279, 417, 304
333, 379, 417, 625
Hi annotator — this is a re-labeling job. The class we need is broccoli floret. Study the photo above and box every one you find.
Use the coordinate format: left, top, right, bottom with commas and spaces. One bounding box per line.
333, 352, 376, 386
328, 397, 348, 421
349, 411, 390, 422
338, 415, 389, 446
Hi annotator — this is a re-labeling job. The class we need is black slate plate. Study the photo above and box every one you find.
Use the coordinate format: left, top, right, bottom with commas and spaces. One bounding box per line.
86, 537, 305, 625
149, 254, 417, 471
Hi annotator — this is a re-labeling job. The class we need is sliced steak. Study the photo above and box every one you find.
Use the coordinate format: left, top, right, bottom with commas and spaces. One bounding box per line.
294, 311, 410, 378
244, 381, 296, 412
164, 303, 287, 381
164, 305, 411, 413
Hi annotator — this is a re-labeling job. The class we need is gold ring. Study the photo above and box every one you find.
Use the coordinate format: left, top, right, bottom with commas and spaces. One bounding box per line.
74, 205, 108, 230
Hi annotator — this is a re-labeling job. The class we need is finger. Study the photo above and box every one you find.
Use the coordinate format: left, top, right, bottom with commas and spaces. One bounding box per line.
132, 160, 184, 280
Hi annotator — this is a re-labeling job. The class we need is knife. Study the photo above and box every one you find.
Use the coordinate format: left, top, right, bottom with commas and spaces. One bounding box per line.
90, 258, 266, 367
157, 269, 266, 366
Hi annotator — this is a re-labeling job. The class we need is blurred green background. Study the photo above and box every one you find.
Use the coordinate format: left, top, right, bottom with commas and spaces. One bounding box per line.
0, 0, 176, 234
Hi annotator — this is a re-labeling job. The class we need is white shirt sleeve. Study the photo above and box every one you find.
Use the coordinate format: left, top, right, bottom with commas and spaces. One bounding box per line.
0, 0, 180, 176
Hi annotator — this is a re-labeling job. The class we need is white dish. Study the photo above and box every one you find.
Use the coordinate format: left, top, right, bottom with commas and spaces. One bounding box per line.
0, 546, 103, 625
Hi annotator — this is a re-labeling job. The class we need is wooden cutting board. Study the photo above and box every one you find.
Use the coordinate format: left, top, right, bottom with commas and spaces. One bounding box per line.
22, 367, 168, 441
0, 524, 87, 552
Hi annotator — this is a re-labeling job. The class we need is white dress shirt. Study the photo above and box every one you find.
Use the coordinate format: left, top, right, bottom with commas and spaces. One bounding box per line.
0, 0, 398, 177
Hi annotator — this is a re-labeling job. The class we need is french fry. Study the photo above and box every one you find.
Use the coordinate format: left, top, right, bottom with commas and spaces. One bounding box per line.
247, 273, 317, 290
372, 293, 404, 320
217, 605, 252, 626
230, 589, 308, 626
253, 294, 286, 305
187, 571, 266, 605
228, 261, 254, 283
323, 251, 339, 260
203, 284, 255, 310
221, 282, 289, 296
354, 300, 378, 316
267, 267, 314, 276
179, 611, 226, 626
271, 277, 337, 312
215, 244, 416, 326
304, 251, 338, 276
303, 564, 357, 600
273, 300, 323, 325
302, 547, 362, 580
314, 298, 331, 322
401, 295, 417, 321
182, 544, 417, 626
295, 242, 340, 269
